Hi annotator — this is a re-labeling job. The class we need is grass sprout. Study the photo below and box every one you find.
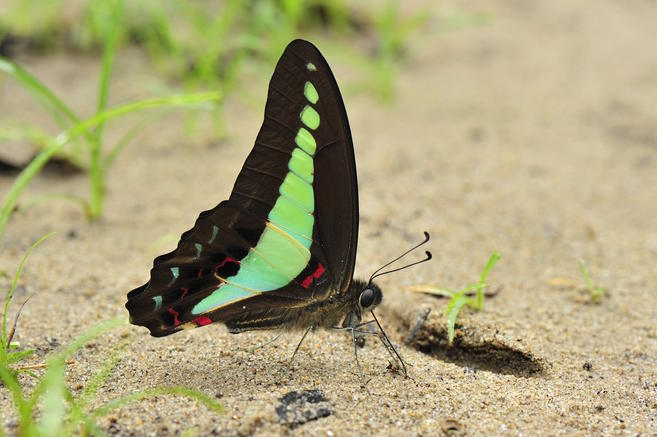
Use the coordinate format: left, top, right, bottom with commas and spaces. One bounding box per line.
409, 251, 501, 344
578, 259, 606, 302
1, 232, 56, 370
0, 317, 224, 436
0, 91, 221, 237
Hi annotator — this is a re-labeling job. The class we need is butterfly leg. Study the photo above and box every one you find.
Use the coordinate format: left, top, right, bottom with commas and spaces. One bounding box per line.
332, 323, 379, 378
247, 330, 284, 353
282, 325, 313, 377
370, 311, 408, 377
349, 327, 364, 377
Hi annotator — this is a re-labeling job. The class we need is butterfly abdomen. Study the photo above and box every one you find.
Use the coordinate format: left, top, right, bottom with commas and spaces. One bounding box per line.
224, 285, 359, 333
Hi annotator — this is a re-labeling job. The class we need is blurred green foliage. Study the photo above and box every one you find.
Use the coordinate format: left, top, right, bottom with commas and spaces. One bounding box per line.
0, 0, 427, 100
0, 1, 487, 231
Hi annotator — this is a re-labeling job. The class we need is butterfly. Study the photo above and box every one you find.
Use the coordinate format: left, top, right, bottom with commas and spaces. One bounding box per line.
126, 39, 430, 375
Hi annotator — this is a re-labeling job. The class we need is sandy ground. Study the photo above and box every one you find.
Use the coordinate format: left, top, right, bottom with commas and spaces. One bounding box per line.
2, 0, 657, 435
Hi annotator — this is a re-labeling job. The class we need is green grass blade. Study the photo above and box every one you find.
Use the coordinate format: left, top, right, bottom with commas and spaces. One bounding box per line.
57, 317, 126, 363
77, 339, 128, 410
0, 91, 221, 237
88, 0, 124, 220
95, 0, 123, 133
1, 232, 55, 365
0, 364, 26, 414
0, 57, 81, 130
103, 110, 169, 171
7, 349, 35, 364
36, 359, 67, 436
0, 123, 52, 149
476, 251, 501, 310
407, 285, 456, 298
577, 259, 594, 291
92, 386, 224, 418
25, 317, 126, 417
578, 259, 605, 301
445, 291, 473, 345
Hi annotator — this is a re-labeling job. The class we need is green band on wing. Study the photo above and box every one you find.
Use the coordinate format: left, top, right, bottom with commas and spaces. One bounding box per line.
229, 247, 291, 290
304, 82, 319, 104
192, 284, 254, 314
268, 196, 313, 248
295, 128, 316, 155
194, 243, 202, 258
192, 80, 321, 316
279, 172, 314, 213
152, 295, 162, 311
300, 105, 320, 130
237, 226, 308, 284
288, 148, 313, 183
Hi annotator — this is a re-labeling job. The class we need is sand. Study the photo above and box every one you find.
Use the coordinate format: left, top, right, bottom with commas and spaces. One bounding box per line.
1, 0, 657, 435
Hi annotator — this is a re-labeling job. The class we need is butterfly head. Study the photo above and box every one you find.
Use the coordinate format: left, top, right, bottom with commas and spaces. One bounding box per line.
358, 281, 382, 311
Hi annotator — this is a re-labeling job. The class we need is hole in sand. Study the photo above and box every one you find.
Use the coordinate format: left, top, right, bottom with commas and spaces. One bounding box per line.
414, 333, 545, 377
400, 309, 547, 377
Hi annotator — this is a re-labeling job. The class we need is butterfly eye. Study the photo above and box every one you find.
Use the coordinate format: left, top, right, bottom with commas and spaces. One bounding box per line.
359, 288, 375, 308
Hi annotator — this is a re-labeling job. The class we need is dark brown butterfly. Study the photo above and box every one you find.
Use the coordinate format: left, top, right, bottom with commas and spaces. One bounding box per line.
126, 39, 430, 375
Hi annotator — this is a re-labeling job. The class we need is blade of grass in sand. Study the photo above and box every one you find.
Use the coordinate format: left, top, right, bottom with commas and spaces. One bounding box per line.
0, 91, 221, 237
1, 232, 55, 365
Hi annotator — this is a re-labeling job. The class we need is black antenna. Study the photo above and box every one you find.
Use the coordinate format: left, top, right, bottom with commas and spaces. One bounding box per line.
368, 231, 432, 284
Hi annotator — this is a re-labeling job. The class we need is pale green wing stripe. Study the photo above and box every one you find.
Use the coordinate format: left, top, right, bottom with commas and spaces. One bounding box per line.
301, 106, 320, 130
279, 172, 314, 213
304, 82, 319, 104
268, 196, 313, 247
192, 225, 311, 314
208, 225, 219, 244
168, 267, 180, 286
192, 79, 321, 315
288, 148, 313, 183
192, 284, 254, 314
295, 128, 316, 155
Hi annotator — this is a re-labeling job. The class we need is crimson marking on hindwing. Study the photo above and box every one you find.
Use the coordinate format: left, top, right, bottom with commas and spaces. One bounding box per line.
197, 268, 204, 278
180, 287, 189, 300
215, 256, 240, 272
168, 307, 180, 326
193, 316, 212, 326
300, 262, 326, 289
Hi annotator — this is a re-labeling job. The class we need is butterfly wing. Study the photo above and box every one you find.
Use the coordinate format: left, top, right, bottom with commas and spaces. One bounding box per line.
126, 39, 358, 336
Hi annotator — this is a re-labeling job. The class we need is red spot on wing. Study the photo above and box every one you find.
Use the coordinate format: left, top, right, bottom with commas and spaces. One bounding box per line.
197, 268, 204, 278
313, 263, 326, 278
301, 276, 313, 289
300, 262, 326, 289
192, 316, 212, 326
215, 256, 240, 273
168, 307, 180, 326
180, 287, 189, 300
